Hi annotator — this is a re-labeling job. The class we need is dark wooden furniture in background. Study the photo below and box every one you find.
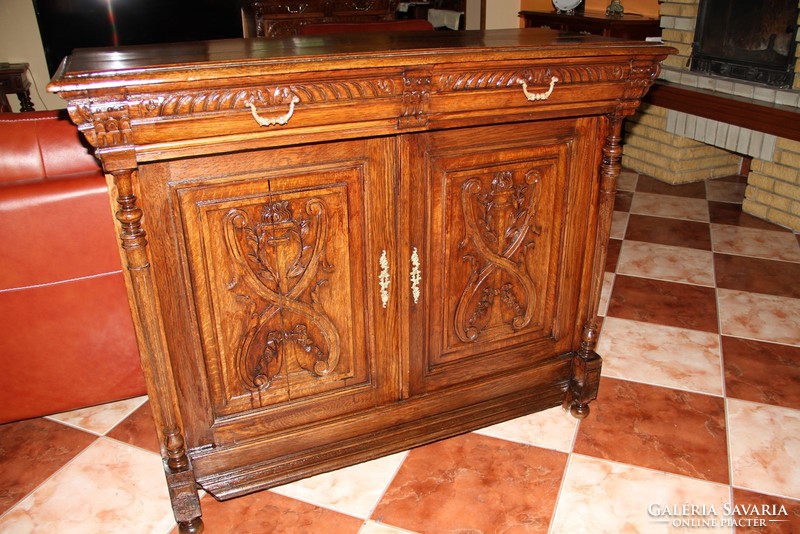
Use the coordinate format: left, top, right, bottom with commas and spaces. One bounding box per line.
49, 30, 672, 533
242, 0, 400, 37
0, 63, 35, 112
520, 10, 660, 40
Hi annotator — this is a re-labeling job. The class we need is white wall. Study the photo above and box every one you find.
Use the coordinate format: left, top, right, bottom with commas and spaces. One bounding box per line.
0, 0, 66, 110
484, 0, 523, 29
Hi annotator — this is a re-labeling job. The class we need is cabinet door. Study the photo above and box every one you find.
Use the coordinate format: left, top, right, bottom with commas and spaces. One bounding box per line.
170, 138, 398, 444
402, 119, 601, 395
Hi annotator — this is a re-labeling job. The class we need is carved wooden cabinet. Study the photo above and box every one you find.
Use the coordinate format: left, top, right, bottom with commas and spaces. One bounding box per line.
49, 30, 672, 532
242, 0, 400, 37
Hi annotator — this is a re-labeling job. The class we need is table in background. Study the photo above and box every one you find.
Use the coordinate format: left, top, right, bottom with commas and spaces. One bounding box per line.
0, 63, 35, 113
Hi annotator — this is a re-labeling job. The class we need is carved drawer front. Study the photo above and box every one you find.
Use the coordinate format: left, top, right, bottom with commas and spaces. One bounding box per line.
256, 0, 328, 17
330, 0, 393, 16
431, 61, 636, 124
174, 138, 398, 439
404, 118, 600, 395
129, 73, 405, 150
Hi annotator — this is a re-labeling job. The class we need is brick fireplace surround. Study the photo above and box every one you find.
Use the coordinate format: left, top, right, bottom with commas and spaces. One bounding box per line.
622, 0, 800, 231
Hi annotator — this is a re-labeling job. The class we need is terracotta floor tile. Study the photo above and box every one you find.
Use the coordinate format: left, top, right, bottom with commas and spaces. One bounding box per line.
106, 399, 160, 453
598, 317, 723, 396
574, 378, 729, 483
0, 418, 97, 514
617, 169, 639, 191
706, 180, 746, 203
605, 238, 622, 272
0, 438, 174, 533
607, 275, 719, 333
372, 433, 567, 533
718, 289, 800, 345
631, 192, 709, 222
715, 254, 800, 299
723, 337, 800, 410
360, 520, 419, 534
610, 211, 629, 240
598, 272, 614, 317
636, 174, 707, 198
551, 454, 730, 534
708, 201, 791, 231
614, 191, 633, 212
711, 224, 800, 263
625, 214, 712, 251
732, 488, 800, 534
182, 490, 364, 534
728, 399, 800, 499
617, 240, 714, 286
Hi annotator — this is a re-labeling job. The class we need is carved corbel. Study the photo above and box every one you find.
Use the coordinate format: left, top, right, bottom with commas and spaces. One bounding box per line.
399, 70, 431, 129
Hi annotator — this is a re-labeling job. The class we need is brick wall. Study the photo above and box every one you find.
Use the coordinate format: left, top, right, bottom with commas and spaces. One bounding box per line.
622, 0, 800, 231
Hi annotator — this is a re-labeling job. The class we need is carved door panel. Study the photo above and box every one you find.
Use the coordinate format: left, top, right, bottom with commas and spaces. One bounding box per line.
174, 138, 398, 440
402, 119, 600, 395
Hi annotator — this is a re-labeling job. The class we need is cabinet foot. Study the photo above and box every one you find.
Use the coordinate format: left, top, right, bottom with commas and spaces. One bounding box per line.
178, 517, 204, 534
569, 402, 591, 419
563, 321, 603, 419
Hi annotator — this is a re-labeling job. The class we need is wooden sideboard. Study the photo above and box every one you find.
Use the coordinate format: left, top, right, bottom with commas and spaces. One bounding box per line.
242, 0, 400, 37
49, 30, 672, 533
520, 10, 661, 41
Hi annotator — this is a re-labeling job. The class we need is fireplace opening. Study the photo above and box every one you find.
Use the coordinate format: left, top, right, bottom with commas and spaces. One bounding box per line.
690, 0, 799, 88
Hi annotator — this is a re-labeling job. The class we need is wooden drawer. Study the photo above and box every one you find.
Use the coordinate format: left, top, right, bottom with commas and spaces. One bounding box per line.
330, 0, 393, 16
428, 59, 642, 127
82, 69, 408, 157
253, 0, 328, 17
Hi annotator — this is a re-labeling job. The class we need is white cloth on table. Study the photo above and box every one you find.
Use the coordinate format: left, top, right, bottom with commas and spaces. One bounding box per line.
427, 8, 462, 30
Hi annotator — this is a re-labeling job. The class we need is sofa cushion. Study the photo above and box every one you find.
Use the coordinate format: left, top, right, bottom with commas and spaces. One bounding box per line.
0, 174, 122, 289
0, 271, 144, 423
0, 111, 102, 185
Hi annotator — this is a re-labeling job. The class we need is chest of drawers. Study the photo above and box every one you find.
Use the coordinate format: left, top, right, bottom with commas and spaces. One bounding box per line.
49, 29, 672, 532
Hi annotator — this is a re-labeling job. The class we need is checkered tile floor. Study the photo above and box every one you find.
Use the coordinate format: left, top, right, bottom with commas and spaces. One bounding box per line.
2, 170, 799, 533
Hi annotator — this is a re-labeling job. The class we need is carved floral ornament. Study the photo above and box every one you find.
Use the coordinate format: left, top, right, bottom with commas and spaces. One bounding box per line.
223, 198, 341, 393
456, 168, 543, 343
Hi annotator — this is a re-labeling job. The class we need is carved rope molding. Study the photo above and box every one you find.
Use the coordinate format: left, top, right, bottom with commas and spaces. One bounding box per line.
437, 64, 627, 92
138, 78, 399, 118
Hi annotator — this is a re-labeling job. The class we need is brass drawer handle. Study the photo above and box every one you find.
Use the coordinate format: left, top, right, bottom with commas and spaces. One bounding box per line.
285, 3, 308, 13
410, 247, 421, 305
379, 250, 391, 308
350, 1, 374, 10
248, 95, 300, 127
519, 76, 559, 101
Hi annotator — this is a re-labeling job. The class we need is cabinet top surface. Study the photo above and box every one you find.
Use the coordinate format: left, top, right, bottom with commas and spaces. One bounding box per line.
49, 29, 670, 93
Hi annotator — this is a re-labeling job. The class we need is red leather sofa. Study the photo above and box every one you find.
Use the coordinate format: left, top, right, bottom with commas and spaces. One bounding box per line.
0, 110, 145, 423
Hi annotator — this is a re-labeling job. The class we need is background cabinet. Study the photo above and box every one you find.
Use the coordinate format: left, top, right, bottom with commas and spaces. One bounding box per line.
243, 0, 400, 37
519, 10, 660, 41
